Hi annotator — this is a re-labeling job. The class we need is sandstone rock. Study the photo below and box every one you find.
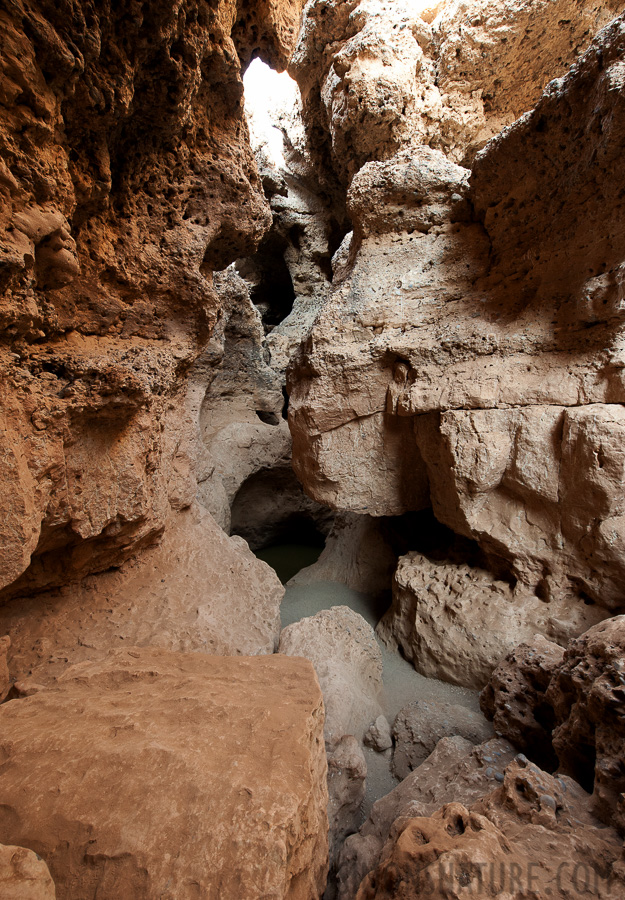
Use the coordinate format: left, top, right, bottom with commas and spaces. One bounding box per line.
336, 736, 516, 900
391, 699, 493, 779
480, 634, 564, 770
0, 648, 328, 899
0, 504, 283, 685
546, 615, 625, 835
0, 0, 307, 596
279, 606, 383, 742
377, 551, 605, 689
327, 735, 367, 864
364, 716, 393, 753
0, 843, 55, 900
355, 758, 625, 900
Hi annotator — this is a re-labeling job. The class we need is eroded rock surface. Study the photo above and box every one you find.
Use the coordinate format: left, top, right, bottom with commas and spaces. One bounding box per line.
0, 648, 328, 900
289, 11, 625, 679
377, 551, 604, 688
391, 699, 493, 779
0, 0, 304, 598
480, 633, 565, 770
481, 616, 625, 836
336, 736, 517, 900
0, 843, 55, 900
355, 758, 625, 900
0, 503, 284, 685
279, 605, 383, 742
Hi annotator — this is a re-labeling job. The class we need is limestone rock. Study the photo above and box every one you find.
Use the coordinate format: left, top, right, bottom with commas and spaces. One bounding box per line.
391, 699, 493, 779
335, 736, 517, 900
288, 11, 625, 669
546, 615, 625, 835
289, 0, 618, 195
377, 551, 605, 689
480, 634, 565, 770
363, 716, 393, 753
289, 513, 397, 599
327, 735, 367, 864
0, 504, 283, 685
355, 758, 625, 900
279, 606, 383, 742
0, 843, 55, 900
0, 648, 328, 900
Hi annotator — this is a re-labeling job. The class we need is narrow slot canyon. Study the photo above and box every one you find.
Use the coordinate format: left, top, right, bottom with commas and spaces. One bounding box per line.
0, 2, 624, 899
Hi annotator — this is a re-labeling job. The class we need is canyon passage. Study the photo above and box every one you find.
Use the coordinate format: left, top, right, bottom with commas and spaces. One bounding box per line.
0, 0, 624, 898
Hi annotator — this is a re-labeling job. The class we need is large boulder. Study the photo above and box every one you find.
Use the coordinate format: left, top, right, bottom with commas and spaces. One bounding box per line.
279, 606, 384, 742
354, 758, 625, 899
335, 736, 517, 900
0, 504, 284, 685
0, 648, 328, 900
377, 551, 603, 689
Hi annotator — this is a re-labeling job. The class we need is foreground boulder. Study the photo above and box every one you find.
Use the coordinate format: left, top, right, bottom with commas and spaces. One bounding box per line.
0, 504, 283, 684
355, 758, 625, 900
0, 648, 328, 900
0, 844, 55, 900
336, 737, 517, 900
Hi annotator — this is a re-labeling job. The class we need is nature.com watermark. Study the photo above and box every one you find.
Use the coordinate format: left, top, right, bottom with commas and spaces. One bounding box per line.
411, 860, 616, 896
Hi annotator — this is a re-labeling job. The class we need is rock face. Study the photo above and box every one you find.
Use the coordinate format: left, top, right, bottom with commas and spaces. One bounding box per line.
279, 606, 383, 743
0, 0, 303, 599
335, 736, 517, 900
289, 0, 619, 193
288, 8, 625, 679
391, 699, 493, 779
377, 551, 604, 688
0, 648, 328, 900
480, 634, 565, 770
355, 758, 625, 899
481, 616, 625, 836
547, 616, 625, 835
0, 503, 284, 685
0, 843, 56, 900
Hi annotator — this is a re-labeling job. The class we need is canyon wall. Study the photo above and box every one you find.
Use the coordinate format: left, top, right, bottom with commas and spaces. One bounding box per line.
0, 0, 305, 598
287, 0, 625, 684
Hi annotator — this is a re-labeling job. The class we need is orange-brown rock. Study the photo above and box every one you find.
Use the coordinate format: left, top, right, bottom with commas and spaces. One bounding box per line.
355, 758, 625, 899
0, 0, 304, 597
0, 648, 329, 899
0, 843, 55, 900
0, 503, 283, 685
